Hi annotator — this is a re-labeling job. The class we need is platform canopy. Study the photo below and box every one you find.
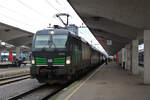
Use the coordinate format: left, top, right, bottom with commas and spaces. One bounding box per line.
0, 22, 33, 47
67, 0, 150, 55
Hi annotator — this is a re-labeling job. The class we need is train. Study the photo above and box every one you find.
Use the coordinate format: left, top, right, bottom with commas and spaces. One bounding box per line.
30, 27, 105, 84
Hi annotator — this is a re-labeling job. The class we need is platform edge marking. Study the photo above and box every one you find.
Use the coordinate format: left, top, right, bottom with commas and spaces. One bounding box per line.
64, 65, 104, 100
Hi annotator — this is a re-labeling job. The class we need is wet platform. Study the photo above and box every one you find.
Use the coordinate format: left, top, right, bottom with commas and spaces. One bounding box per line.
52, 62, 150, 100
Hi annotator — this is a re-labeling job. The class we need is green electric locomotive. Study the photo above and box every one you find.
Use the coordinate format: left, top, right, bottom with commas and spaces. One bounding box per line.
30, 27, 104, 84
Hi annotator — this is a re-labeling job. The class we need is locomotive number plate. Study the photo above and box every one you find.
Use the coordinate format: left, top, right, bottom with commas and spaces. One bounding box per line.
48, 59, 52, 63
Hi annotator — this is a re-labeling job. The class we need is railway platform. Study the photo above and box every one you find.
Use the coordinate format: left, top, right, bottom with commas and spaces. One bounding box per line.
52, 62, 150, 100
0, 67, 30, 79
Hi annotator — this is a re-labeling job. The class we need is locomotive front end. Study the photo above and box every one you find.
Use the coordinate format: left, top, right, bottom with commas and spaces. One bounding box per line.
30, 29, 71, 83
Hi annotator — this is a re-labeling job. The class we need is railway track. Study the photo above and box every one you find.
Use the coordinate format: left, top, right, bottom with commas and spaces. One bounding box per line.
0, 74, 30, 86
8, 83, 67, 100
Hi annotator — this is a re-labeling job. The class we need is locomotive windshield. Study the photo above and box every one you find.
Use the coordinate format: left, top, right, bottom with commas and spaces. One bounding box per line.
34, 34, 68, 48
35, 35, 49, 48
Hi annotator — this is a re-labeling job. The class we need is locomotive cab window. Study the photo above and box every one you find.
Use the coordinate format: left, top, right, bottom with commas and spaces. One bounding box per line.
34, 34, 68, 48
52, 35, 68, 48
35, 35, 50, 48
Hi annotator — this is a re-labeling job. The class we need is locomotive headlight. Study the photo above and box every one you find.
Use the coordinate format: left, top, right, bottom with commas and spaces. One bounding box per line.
66, 56, 71, 64
32, 59, 35, 64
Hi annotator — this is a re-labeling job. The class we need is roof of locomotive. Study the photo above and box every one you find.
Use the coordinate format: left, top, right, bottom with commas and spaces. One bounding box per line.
36, 28, 69, 35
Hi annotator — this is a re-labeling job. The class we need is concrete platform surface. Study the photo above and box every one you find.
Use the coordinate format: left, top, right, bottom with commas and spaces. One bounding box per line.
52, 63, 150, 100
0, 67, 30, 79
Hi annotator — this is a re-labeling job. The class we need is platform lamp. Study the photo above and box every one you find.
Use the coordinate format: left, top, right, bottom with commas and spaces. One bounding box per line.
1, 41, 6, 46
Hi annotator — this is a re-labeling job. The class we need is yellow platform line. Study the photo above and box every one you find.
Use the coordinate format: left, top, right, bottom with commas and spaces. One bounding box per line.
64, 66, 103, 100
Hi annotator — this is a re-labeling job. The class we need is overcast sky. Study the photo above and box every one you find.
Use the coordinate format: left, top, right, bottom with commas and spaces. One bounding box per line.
0, 0, 107, 54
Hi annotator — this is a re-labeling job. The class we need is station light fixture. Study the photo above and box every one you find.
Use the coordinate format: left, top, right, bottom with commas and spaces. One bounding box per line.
107, 40, 112, 45
1, 42, 6, 46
